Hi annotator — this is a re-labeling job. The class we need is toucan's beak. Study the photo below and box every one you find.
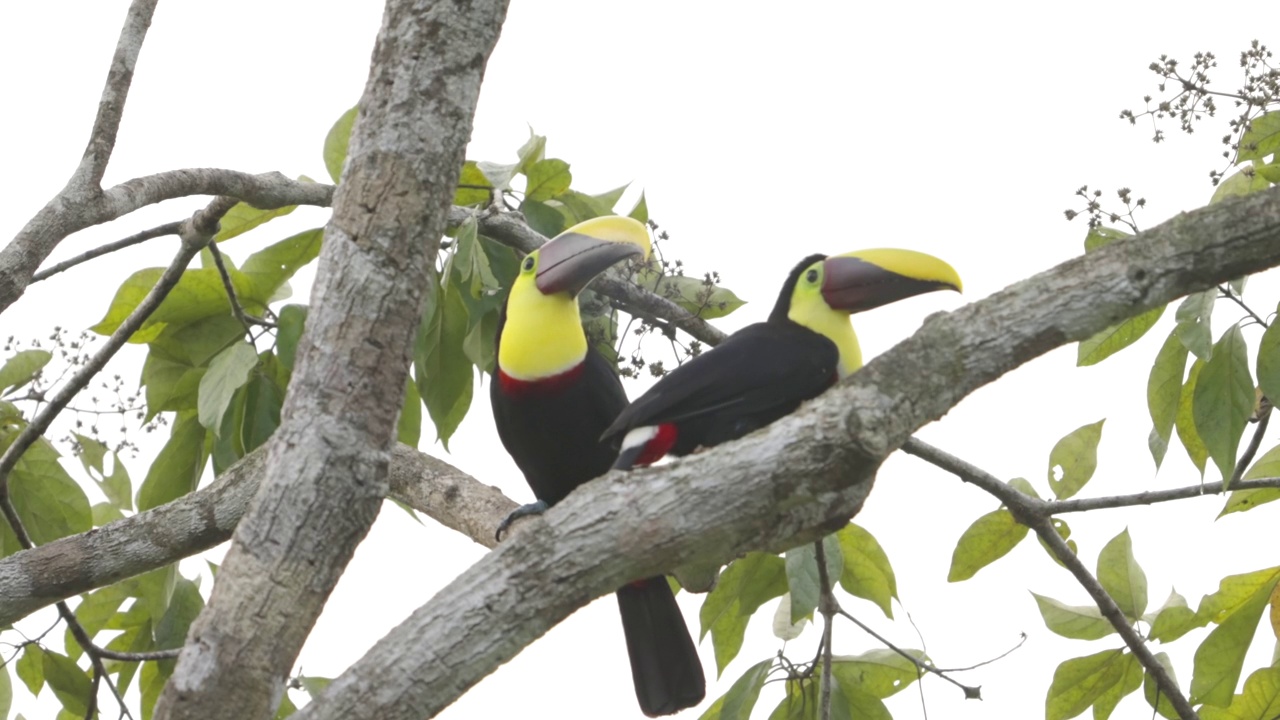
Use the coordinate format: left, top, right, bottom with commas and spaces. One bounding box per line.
535, 216, 651, 296
821, 248, 962, 313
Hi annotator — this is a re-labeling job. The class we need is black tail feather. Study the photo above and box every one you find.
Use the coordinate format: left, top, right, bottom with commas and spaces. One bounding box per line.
616, 578, 706, 717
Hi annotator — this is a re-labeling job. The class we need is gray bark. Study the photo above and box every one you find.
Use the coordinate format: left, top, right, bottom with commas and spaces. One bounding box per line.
291, 186, 1280, 719
153, 1, 510, 718
0, 444, 511, 626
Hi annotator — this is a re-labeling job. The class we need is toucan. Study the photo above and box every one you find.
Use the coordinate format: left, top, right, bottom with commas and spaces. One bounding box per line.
490, 215, 706, 717
602, 249, 962, 469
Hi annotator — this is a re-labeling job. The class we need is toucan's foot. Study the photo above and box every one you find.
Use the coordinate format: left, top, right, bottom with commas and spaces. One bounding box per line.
495, 500, 549, 542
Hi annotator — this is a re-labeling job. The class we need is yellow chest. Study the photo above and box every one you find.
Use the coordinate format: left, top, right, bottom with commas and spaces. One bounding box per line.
789, 305, 862, 379
498, 287, 588, 381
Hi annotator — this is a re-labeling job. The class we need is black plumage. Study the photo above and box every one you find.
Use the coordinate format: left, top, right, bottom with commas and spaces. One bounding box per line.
491, 307, 705, 717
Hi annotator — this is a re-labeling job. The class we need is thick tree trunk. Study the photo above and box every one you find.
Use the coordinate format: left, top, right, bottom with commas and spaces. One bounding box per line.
153, 1, 511, 718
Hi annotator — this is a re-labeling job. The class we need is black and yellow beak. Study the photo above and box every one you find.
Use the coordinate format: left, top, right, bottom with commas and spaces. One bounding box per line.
821, 249, 962, 313
535, 216, 651, 296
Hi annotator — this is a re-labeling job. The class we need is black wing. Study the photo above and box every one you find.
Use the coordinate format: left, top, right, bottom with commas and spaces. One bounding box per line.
602, 322, 838, 454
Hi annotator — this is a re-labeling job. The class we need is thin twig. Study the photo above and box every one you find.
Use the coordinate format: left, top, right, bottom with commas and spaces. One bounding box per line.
76, 0, 159, 188
837, 609, 982, 700
85, 661, 101, 720
901, 438, 1197, 720
814, 540, 836, 720
206, 239, 275, 335
1042, 474, 1280, 515
1228, 407, 1271, 489
32, 222, 181, 282
1218, 284, 1269, 329
95, 646, 182, 662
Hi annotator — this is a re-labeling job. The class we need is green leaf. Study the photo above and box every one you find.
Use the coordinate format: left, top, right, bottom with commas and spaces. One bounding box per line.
93, 268, 248, 343
1143, 651, 1181, 719
1096, 529, 1148, 621
1037, 517, 1079, 569
1032, 593, 1116, 640
700, 552, 788, 675
1257, 162, 1280, 184
136, 411, 206, 511
239, 358, 284, 453
1092, 652, 1143, 720
323, 106, 357, 183
1237, 111, 1280, 163
591, 183, 629, 212
66, 583, 129, 660
1048, 419, 1105, 499
548, 190, 613, 224
516, 129, 546, 174
1212, 165, 1273, 203
1193, 325, 1254, 483
197, 340, 259, 434
0, 349, 51, 393
629, 191, 649, 224
635, 264, 747, 320
1191, 567, 1280, 707
1220, 443, 1280, 517
519, 199, 565, 238
275, 692, 299, 719
1148, 329, 1189, 457
140, 655, 167, 720
1045, 649, 1129, 720
830, 648, 927, 699
2, 437, 92, 547
1146, 589, 1204, 644
72, 432, 107, 477
415, 275, 475, 449
524, 158, 571, 202
1083, 226, 1132, 252
155, 577, 204, 651
1176, 359, 1209, 476
398, 377, 421, 447
16, 643, 44, 695
784, 535, 843, 623
948, 507, 1028, 582
42, 651, 91, 717
240, 228, 324, 305
1148, 426, 1169, 469
1256, 308, 1280, 404
213, 201, 297, 243
92, 501, 125, 526
104, 618, 154, 695
1175, 290, 1215, 361
455, 161, 494, 206
771, 595, 807, 640
477, 161, 519, 191
276, 304, 308, 371
706, 659, 771, 720
1077, 306, 1163, 366
1199, 666, 1280, 720
299, 676, 332, 700
0, 658, 9, 720
835, 523, 897, 618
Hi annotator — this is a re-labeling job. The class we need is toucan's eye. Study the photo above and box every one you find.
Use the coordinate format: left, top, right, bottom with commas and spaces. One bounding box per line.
806, 268, 819, 284
522, 256, 535, 272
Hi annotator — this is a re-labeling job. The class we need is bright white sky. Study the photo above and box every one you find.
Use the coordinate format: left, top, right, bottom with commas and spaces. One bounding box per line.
3, 2, 1279, 719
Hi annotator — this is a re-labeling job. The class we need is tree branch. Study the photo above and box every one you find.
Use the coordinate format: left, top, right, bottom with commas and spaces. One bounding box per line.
0, 442, 511, 627
289, 186, 1280, 720
76, 0, 158, 188
31, 221, 181, 282
1, 169, 333, 315
899, 438, 1197, 720
153, 3, 511, 718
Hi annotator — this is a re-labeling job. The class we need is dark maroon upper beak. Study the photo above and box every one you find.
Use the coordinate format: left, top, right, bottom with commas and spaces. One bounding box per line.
535, 232, 646, 296
821, 254, 960, 313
